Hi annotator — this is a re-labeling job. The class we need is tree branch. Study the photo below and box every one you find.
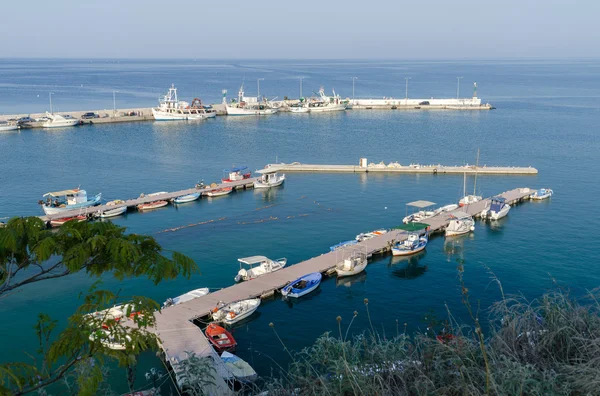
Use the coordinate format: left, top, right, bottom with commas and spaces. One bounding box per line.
1, 261, 68, 295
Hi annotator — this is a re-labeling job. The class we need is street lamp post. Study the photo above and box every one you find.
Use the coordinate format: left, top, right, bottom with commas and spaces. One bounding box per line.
456, 76, 463, 99
351, 77, 358, 104
113, 91, 119, 116
298, 77, 304, 98
404, 77, 411, 103
257, 78, 264, 100
49, 92, 54, 114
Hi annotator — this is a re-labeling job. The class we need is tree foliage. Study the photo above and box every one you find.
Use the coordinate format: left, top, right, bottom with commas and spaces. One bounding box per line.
0, 217, 199, 395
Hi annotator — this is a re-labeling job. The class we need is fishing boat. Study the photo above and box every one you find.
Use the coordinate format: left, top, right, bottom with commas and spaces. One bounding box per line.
137, 201, 168, 211
152, 85, 216, 121
88, 329, 131, 350
254, 169, 285, 189
530, 188, 553, 200
172, 192, 200, 204
220, 351, 258, 383
40, 188, 102, 215
481, 197, 511, 220
162, 287, 210, 308
392, 233, 428, 256
402, 200, 436, 224
289, 102, 309, 113
307, 87, 347, 112
0, 120, 19, 131
281, 272, 322, 298
212, 298, 261, 325
225, 85, 278, 116
355, 229, 388, 242
42, 112, 79, 128
330, 240, 358, 251
95, 200, 127, 218
205, 323, 237, 353
445, 212, 475, 237
50, 215, 87, 228
222, 166, 252, 183
234, 256, 287, 282
204, 187, 233, 197
335, 251, 368, 278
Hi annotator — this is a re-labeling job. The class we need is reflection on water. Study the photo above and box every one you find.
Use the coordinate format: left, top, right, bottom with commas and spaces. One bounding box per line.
282, 288, 323, 308
336, 271, 367, 288
254, 186, 284, 203
389, 251, 428, 280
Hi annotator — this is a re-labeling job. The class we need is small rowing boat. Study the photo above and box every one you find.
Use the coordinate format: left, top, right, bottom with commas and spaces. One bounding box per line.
172, 192, 200, 204
281, 272, 322, 298
204, 187, 233, 197
137, 201, 168, 211
50, 215, 87, 227
355, 229, 388, 242
530, 188, 553, 200
220, 351, 258, 383
95, 200, 127, 218
205, 323, 237, 353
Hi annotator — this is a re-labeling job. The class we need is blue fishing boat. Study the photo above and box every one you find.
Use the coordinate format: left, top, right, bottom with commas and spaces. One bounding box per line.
172, 192, 200, 204
40, 188, 102, 215
281, 272, 322, 298
531, 188, 553, 200
392, 232, 428, 256
330, 240, 358, 251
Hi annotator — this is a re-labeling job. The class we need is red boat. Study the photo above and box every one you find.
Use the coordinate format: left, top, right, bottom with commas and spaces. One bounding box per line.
50, 215, 87, 228
222, 166, 251, 183
205, 323, 237, 352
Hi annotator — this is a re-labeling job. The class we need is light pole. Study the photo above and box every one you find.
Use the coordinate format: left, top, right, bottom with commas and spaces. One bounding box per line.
113, 90, 118, 116
49, 92, 54, 114
257, 78, 264, 100
351, 77, 358, 104
456, 76, 463, 99
404, 77, 411, 102
298, 77, 304, 98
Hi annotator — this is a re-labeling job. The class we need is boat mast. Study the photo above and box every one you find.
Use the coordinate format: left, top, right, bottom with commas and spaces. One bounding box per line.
473, 148, 480, 195
463, 172, 466, 197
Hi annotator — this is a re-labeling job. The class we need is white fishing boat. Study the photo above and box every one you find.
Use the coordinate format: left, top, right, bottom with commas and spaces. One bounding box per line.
392, 233, 428, 256
204, 187, 233, 197
220, 351, 258, 383
481, 197, 511, 220
42, 112, 79, 128
530, 188, 553, 200
89, 329, 131, 351
0, 120, 19, 131
212, 298, 261, 325
95, 200, 127, 218
254, 169, 285, 189
162, 287, 210, 308
234, 255, 287, 282
307, 87, 347, 112
355, 229, 388, 242
152, 85, 216, 121
289, 102, 309, 113
172, 192, 200, 204
40, 188, 102, 215
225, 85, 278, 116
403, 200, 436, 224
335, 251, 368, 278
445, 212, 475, 237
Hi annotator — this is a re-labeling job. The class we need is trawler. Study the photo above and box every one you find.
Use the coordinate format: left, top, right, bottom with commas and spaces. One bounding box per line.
152, 84, 216, 121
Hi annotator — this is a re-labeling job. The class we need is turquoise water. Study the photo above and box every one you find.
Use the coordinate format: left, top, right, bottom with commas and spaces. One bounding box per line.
1, 59, 600, 393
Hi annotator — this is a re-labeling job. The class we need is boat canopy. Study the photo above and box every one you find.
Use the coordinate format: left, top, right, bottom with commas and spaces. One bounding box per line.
406, 200, 436, 208
491, 196, 506, 203
224, 166, 248, 172
238, 256, 269, 265
43, 189, 81, 197
393, 222, 430, 231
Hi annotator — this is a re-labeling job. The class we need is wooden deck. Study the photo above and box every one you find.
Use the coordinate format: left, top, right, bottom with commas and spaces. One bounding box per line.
145, 187, 534, 393
39, 178, 258, 222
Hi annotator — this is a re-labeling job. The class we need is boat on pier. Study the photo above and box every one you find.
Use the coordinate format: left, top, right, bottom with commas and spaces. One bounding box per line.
204, 187, 232, 197
222, 166, 252, 183
392, 232, 428, 256
40, 188, 101, 215
152, 85, 216, 121
481, 196, 510, 220
335, 251, 368, 277
163, 287, 210, 308
445, 212, 475, 237
172, 192, 200, 204
95, 200, 127, 218
254, 169, 285, 189
212, 298, 261, 325
281, 272, 322, 298
137, 200, 168, 211
234, 256, 287, 282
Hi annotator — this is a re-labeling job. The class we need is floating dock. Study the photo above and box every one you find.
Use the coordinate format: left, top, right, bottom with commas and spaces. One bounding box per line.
262, 160, 538, 175
145, 186, 535, 393
38, 178, 257, 222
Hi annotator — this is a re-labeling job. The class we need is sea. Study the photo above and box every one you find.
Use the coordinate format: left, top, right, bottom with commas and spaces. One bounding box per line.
1, 59, 599, 394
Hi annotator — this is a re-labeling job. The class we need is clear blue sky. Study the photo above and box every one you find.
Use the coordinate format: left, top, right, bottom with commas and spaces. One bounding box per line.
2, 0, 598, 59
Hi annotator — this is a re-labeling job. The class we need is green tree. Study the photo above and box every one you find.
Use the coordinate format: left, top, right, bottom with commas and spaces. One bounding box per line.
0, 217, 198, 395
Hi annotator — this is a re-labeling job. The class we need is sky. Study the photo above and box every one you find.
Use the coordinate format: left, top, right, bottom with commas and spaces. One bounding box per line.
1, 0, 598, 59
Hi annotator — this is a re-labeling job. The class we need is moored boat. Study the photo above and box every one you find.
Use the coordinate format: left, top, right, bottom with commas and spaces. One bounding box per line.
40, 188, 102, 215
222, 166, 251, 183
254, 169, 285, 189
42, 112, 79, 128
392, 233, 428, 256
95, 200, 127, 218
137, 201, 168, 211
335, 251, 368, 278
88, 329, 131, 351
172, 192, 200, 204
212, 298, 261, 325
307, 87, 348, 112
225, 85, 278, 116
235, 256, 287, 282
50, 215, 87, 228
205, 323, 237, 353
220, 351, 258, 383
152, 85, 216, 121
0, 120, 19, 131
355, 229, 388, 242
204, 187, 233, 197
481, 197, 510, 220
281, 272, 322, 298
530, 188, 553, 200
163, 287, 210, 308
445, 212, 475, 237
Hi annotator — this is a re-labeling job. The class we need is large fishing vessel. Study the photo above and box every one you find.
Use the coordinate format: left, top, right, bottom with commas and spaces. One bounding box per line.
152, 85, 216, 121
307, 87, 347, 112
225, 85, 278, 116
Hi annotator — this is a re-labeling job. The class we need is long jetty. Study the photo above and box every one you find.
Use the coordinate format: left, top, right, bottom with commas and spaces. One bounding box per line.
263, 161, 538, 175
39, 178, 258, 222
147, 186, 535, 394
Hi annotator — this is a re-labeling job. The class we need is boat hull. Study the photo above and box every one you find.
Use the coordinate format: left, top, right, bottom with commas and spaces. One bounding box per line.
308, 104, 347, 113
204, 188, 233, 197
97, 206, 127, 218
43, 120, 79, 128
173, 193, 201, 203
152, 108, 208, 121
42, 193, 102, 215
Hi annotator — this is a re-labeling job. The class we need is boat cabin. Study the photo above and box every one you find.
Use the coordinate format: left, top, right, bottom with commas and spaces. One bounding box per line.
43, 189, 88, 207
489, 197, 507, 213
256, 169, 283, 184
223, 166, 251, 182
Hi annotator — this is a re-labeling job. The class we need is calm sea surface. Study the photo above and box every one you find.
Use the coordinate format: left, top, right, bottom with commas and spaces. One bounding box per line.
1, 59, 599, 393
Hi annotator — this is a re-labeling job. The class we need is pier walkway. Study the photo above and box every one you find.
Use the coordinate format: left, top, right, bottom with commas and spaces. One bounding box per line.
39, 178, 258, 222
149, 186, 535, 393
263, 162, 538, 175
